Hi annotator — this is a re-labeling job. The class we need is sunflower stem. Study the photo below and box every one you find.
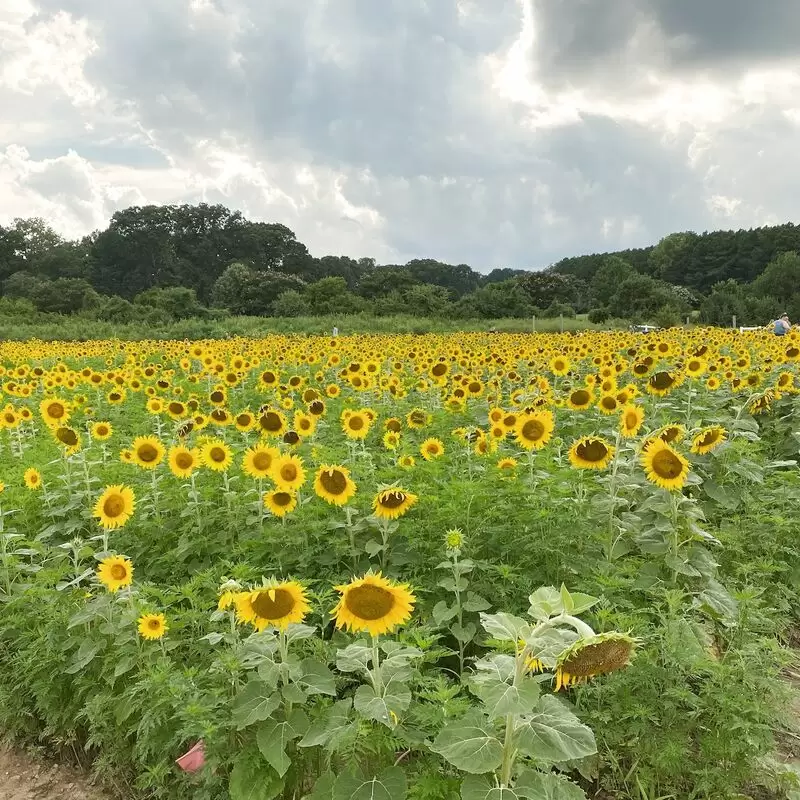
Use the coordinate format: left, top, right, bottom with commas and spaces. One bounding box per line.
371, 636, 383, 694
605, 427, 623, 561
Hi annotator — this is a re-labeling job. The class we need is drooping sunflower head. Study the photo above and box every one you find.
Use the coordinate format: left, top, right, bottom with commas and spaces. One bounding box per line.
373, 487, 418, 520
263, 489, 298, 517
93, 484, 135, 530
748, 388, 778, 416
568, 436, 615, 470
53, 425, 81, 454
554, 632, 636, 691
656, 424, 686, 445
641, 438, 690, 491
235, 581, 310, 630
138, 613, 168, 641
97, 555, 134, 593
314, 464, 357, 506
332, 572, 415, 636
691, 426, 727, 455
132, 436, 165, 470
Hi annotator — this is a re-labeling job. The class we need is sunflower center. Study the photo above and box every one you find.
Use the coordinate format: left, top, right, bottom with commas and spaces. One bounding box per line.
650, 372, 675, 390
261, 412, 282, 431
237, 414, 251, 426
386, 419, 402, 432
699, 430, 719, 447
272, 492, 293, 507
175, 452, 194, 469
409, 411, 425, 425
168, 402, 184, 414
210, 446, 226, 463
210, 391, 224, 403
432, 363, 447, 376
252, 452, 272, 471
521, 419, 545, 441
576, 440, 608, 462
57, 428, 78, 446
345, 584, 395, 620
48, 402, 65, 418
147, 618, 161, 630
624, 411, 639, 428
570, 390, 590, 406
103, 494, 125, 518
251, 588, 295, 619
138, 444, 159, 462
320, 469, 347, 495
348, 416, 365, 431
280, 464, 298, 482
652, 449, 684, 479
96, 425, 109, 436
379, 491, 407, 509
562, 639, 632, 677
110, 564, 127, 580
600, 396, 617, 410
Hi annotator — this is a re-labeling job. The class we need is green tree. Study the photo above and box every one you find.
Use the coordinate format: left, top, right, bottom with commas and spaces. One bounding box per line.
305, 277, 365, 315
271, 289, 311, 317
607, 275, 678, 322
211, 263, 306, 316
460, 280, 533, 318
404, 284, 452, 316
590, 256, 635, 307
648, 232, 699, 283
29, 278, 99, 314
134, 287, 207, 320
517, 271, 588, 311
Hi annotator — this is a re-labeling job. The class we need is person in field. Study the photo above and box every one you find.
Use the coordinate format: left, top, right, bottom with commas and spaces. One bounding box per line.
773, 313, 791, 335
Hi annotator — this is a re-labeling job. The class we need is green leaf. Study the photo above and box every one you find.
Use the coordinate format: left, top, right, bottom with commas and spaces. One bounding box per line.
696, 579, 738, 626
664, 554, 701, 577
514, 769, 587, 800
336, 643, 372, 673
354, 679, 411, 727
515, 696, 596, 763
65, 639, 103, 674
564, 592, 599, 615
452, 622, 478, 644
307, 771, 335, 800
463, 593, 492, 613
527, 587, 564, 621
232, 681, 281, 729
480, 612, 531, 642
229, 755, 285, 800
333, 767, 406, 800
430, 710, 504, 774
523, 628, 578, 668
285, 623, 317, 644
299, 659, 337, 696
256, 712, 309, 777
282, 684, 307, 705
473, 653, 517, 683
461, 775, 520, 800
702, 479, 739, 509
433, 600, 459, 625
257, 659, 281, 689
475, 676, 540, 719
298, 699, 354, 750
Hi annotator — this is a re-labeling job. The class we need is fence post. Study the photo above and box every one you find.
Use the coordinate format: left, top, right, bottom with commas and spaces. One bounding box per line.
732, 315, 737, 329
560, 313, 564, 333
532, 315, 536, 333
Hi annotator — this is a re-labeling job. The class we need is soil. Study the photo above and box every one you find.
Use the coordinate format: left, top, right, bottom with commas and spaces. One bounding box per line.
0, 745, 109, 800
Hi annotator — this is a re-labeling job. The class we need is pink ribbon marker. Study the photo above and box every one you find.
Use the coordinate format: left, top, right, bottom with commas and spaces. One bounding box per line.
176, 741, 205, 773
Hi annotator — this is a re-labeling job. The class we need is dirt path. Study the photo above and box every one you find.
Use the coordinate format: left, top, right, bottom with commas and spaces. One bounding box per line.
0, 745, 109, 800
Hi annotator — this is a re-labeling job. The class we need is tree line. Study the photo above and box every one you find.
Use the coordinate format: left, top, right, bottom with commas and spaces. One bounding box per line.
0, 204, 798, 326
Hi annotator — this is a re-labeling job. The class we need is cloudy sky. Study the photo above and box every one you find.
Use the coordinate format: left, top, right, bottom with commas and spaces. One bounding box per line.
2, 0, 799, 270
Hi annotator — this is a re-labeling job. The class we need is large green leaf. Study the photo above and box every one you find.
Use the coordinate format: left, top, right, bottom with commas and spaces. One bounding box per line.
229, 756, 285, 800
333, 767, 406, 800
232, 681, 281, 729
514, 696, 596, 763
354, 679, 411, 727
475, 676, 540, 719
430, 710, 504, 774
336, 643, 372, 673
514, 769, 587, 800
256, 710, 309, 777
480, 612, 531, 642
527, 587, 564, 621
298, 658, 337, 696
460, 775, 520, 800
299, 699, 355, 750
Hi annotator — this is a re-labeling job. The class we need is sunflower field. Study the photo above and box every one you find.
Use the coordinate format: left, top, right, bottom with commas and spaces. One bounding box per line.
1, 329, 800, 800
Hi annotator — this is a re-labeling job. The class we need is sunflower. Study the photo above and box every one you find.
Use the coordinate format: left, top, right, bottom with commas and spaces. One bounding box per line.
138, 613, 168, 641
549, 356, 570, 376
258, 409, 288, 437
96, 555, 133, 593
646, 371, 682, 396
398, 455, 416, 469
200, 439, 233, 472
373, 487, 418, 520
53, 425, 81, 455
554, 632, 636, 691
406, 408, 430, 429
566, 388, 593, 411
691, 426, 727, 455
40, 398, 70, 426
132, 436, 165, 470
496, 457, 518, 473
420, 438, 445, 461
93, 484, 135, 529
235, 581, 310, 630
641, 438, 690, 491
342, 410, 371, 440
597, 394, 619, 415
618, 405, 644, 438
655, 424, 686, 445
271, 454, 306, 491
568, 437, 615, 470
91, 421, 113, 440
263, 489, 298, 517
383, 431, 400, 450
332, 572, 416, 636
242, 444, 280, 479
314, 465, 357, 506
168, 446, 199, 478
23, 467, 42, 490
514, 411, 554, 451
